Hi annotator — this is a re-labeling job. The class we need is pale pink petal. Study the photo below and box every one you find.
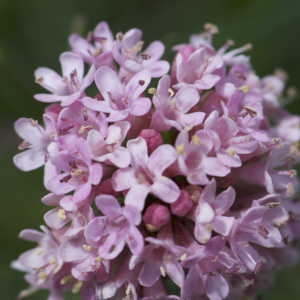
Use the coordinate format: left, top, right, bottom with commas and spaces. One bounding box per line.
130, 97, 152, 116
95, 195, 121, 217
205, 274, 229, 300
151, 177, 180, 203
59, 52, 84, 81
126, 227, 144, 255
212, 216, 235, 236
176, 87, 199, 113
125, 70, 151, 99
34, 67, 66, 94
148, 145, 177, 175
127, 137, 148, 165
202, 157, 230, 177
13, 148, 45, 171
125, 185, 150, 211
148, 60, 170, 77
106, 147, 131, 168
95, 66, 123, 99
112, 168, 137, 191
144, 41, 165, 60
214, 186, 235, 215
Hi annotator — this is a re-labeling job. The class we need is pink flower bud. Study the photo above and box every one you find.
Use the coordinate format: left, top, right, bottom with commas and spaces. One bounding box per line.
139, 129, 163, 153
171, 190, 194, 216
95, 179, 117, 196
143, 204, 170, 231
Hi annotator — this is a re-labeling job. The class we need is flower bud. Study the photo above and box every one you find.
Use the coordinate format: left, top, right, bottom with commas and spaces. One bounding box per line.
143, 204, 170, 232
171, 190, 194, 216
139, 129, 163, 153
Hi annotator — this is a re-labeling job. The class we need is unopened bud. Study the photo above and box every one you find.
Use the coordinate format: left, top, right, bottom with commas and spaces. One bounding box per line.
143, 204, 170, 231
171, 190, 194, 216
139, 129, 163, 153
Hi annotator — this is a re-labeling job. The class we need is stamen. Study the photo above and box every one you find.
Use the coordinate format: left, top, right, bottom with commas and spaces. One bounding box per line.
176, 144, 185, 154
239, 85, 250, 93
160, 266, 166, 277
191, 135, 201, 145
82, 244, 93, 252
168, 88, 175, 97
72, 281, 83, 294
35, 76, 44, 84
57, 208, 67, 220
226, 148, 236, 156
148, 87, 156, 95
204, 23, 219, 35
60, 275, 73, 285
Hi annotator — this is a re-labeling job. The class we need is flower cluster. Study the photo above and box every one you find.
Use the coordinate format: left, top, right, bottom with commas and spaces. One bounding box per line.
12, 22, 300, 300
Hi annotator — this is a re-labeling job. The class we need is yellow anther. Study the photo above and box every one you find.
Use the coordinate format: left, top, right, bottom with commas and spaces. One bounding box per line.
147, 87, 157, 95
168, 88, 175, 97
49, 257, 57, 265
60, 275, 73, 285
57, 208, 66, 220
180, 253, 187, 261
145, 224, 158, 232
287, 183, 296, 197
239, 85, 250, 93
226, 148, 236, 156
191, 135, 201, 145
160, 266, 166, 277
82, 244, 93, 252
38, 271, 47, 281
116, 32, 123, 41
71, 168, 84, 177
35, 247, 44, 255
78, 125, 93, 135
95, 256, 102, 263
176, 144, 185, 155
72, 281, 83, 294
35, 76, 44, 84
204, 23, 219, 35
93, 48, 103, 57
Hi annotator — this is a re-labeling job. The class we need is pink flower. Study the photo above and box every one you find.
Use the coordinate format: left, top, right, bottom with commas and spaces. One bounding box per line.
113, 137, 180, 211
113, 28, 170, 78
83, 66, 152, 121
151, 75, 205, 131
13, 118, 51, 171
173, 45, 224, 90
193, 179, 235, 243
138, 129, 163, 153
143, 203, 171, 231
69, 21, 114, 66
44, 135, 102, 210
12, 227, 64, 291
34, 52, 95, 106
87, 121, 131, 168
85, 194, 144, 259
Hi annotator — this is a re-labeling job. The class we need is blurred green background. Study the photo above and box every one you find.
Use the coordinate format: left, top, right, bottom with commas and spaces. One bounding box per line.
1, 0, 300, 299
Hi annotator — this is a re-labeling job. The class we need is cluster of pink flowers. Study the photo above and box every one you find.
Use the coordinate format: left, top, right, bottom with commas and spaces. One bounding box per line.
12, 22, 300, 300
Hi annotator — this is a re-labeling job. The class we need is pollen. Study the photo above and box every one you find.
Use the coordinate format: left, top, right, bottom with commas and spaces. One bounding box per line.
226, 148, 236, 156
168, 88, 175, 97
160, 266, 166, 277
82, 244, 93, 252
148, 87, 157, 95
60, 275, 73, 285
239, 85, 250, 93
38, 271, 47, 281
57, 208, 67, 220
35, 76, 44, 84
176, 144, 185, 154
191, 135, 201, 145
72, 281, 83, 294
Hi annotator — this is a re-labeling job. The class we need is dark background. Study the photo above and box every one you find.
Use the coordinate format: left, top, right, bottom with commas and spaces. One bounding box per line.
1, 0, 300, 299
